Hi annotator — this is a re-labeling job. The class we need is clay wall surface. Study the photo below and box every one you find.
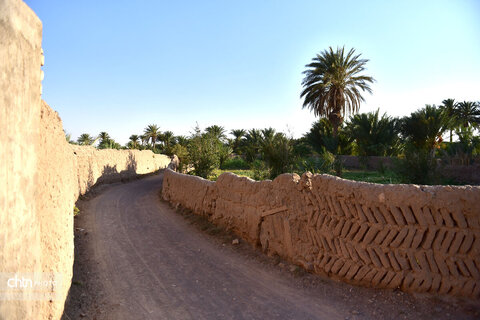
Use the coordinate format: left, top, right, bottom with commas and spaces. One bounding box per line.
162, 169, 480, 298
0, 1, 172, 318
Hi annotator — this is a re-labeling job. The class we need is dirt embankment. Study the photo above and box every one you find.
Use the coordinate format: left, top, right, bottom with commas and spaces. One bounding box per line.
162, 169, 480, 299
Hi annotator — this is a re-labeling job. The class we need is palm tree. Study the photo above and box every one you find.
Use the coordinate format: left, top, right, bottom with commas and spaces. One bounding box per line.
144, 124, 160, 151
400, 105, 448, 152
455, 101, 480, 130
175, 135, 189, 147
230, 129, 246, 153
77, 133, 94, 146
345, 109, 400, 156
243, 129, 262, 162
161, 131, 175, 153
205, 125, 227, 141
301, 46, 374, 137
440, 98, 459, 143
129, 135, 140, 149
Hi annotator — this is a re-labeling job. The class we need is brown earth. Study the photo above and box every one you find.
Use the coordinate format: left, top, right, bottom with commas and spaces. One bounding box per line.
62, 174, 479, 320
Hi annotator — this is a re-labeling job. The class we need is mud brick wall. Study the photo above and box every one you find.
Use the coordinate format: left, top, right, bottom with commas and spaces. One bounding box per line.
162, 169, 480, 298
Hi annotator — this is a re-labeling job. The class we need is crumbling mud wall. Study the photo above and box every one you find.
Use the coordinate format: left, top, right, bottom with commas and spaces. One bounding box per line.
162, 169, 480, 298
0, 1, 173, 319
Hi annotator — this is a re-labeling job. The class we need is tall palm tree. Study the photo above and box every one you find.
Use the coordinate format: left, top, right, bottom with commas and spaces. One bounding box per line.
230, 129, 246, 153
455, 101, 480, 129
440, 98, 459, 143
77, 133, 94, 146
144, 124, 160, 151
345, 109, 400, 156
400, 105, 448, 152
161, 131, 175, 151
129, 135, 140, 149
205, 125, 227, 141
301, 46, 374, 137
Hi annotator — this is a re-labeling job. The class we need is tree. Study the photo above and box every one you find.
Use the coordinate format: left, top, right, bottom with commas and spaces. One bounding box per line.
77, 133, 95, 146
187, 126, 221, 178
98, 131, 113, 149
305, 119, 353, 155
440, 98, 458, 143
242, 129, 262, 162
205, 125, 227, 142
301, 46, 374, 137
128, 135, 140, 149
455, 101, 480, 132
345, 109, 400, 156
144, 124, 160, 151
230, 129, 246, 153
400, 105, 448, 152
160, 130, 175, 154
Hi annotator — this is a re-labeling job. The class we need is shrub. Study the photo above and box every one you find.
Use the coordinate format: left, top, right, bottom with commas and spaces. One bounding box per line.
187, 129, 221, 178
252, 160, 270, 180
171, 144, 190, 173
296, 152, 335, 174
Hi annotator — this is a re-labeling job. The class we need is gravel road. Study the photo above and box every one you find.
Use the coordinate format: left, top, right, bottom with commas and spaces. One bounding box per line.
62, 173, 479, 320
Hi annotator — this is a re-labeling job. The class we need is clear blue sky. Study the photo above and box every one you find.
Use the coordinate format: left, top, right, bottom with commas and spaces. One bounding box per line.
26, 0, 480, 144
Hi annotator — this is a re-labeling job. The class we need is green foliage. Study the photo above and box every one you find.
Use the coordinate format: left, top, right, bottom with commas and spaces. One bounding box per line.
221, 157, 250, 170
345, 109, 400, 156
241, 129, 262, 162
296, 152, 335, 174
144, 124, 160, 151
251, 160, 270, 180
301, 46, 374, 136
230, 129, 246, 153
260, 131, 296, 178
77, 133, 95, 146
73, 206, 80, 216
187, 126, 221, 178
171, 144, 190, 172
394, 146, 440, 185
399, 105, 448, 151
305, 118, 353, 155
218, 144, 233, 168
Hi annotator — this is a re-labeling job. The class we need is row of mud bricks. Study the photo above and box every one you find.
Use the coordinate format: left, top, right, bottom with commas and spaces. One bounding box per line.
162, 169, 480, 298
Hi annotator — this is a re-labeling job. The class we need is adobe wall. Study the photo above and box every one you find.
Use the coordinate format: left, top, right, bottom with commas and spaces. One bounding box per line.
162, 169, 480, 298
0, 1, 173, 319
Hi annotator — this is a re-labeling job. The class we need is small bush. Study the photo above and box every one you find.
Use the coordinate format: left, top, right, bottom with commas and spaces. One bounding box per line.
296, 152, 335, 174
393, 147, 439, 184
252, 160, 270, 180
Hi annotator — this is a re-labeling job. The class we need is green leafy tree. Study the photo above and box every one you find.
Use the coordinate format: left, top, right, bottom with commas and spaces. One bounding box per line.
128, 135, 140, 149
144, 124, 160, 151
305, 119, 353, 155
455, 101, 480, 135
77, 133, 95, 146
400, 105, 448, 152
396, 105, 449, 184
242, 129, 263, 162
205, 125, 227, 142
230, 129, 246, 154
440, 98, 459, 143
301, 46, 374, 137
187, 126, 221, 178
345, 109, 400, 156
261, 132, 295, 178
160, 130, 175, 155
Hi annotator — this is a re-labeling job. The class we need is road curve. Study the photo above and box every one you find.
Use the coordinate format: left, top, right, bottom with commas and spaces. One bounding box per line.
66, 173, 477, 320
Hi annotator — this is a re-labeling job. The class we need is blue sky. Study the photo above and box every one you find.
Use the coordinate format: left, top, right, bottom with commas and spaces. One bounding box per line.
26, 0, 480, 144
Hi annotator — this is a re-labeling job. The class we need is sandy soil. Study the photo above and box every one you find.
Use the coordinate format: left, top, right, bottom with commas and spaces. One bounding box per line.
62, 173, 479, 320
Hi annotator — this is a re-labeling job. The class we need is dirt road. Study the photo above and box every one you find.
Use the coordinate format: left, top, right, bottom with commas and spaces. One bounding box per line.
62, 173, 479, 320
